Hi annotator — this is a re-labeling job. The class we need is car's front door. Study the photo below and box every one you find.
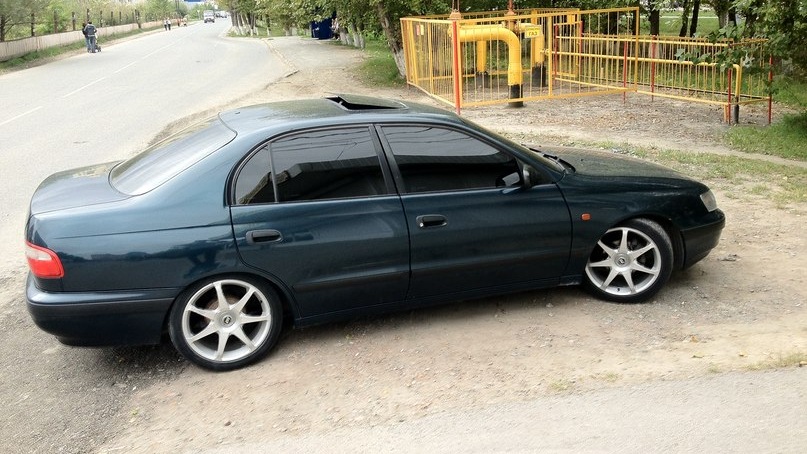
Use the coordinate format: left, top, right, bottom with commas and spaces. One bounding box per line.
230, 127, 409, 319
378, 124, 572, 299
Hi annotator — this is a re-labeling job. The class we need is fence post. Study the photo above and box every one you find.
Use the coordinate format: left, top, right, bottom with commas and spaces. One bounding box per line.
622, 41, 628, 103
726, 68, 732, 123
450, 10, 462, 115
768, 56, 773, 125
650, 35, 657, 100
733, 64, 741, 124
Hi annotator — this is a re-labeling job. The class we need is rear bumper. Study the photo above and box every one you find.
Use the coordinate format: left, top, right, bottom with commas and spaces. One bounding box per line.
680, 209, 726, 269
26, 274, 176, 347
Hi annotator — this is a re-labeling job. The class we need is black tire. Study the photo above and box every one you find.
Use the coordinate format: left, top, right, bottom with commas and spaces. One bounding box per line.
583, 218, 674, 303
168, 276, 283, 371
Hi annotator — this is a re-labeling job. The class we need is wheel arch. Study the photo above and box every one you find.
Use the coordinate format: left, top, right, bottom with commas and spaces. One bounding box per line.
574, 213, 684, 273
629, 214, 684, 271
160, 270, 300, 335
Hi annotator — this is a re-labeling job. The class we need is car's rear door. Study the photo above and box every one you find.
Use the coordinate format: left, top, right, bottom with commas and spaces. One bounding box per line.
230, 126, 409, 318
377, 124, 571, 299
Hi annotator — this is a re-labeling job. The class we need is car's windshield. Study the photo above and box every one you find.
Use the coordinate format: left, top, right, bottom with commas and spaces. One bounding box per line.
110, 117, 236, 195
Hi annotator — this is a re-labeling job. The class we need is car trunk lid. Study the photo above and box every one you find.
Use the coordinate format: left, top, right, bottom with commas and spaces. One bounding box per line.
29, 162, 129, 215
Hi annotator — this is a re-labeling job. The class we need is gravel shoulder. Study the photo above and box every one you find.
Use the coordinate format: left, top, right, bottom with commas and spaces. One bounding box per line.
98, 37, 806, 452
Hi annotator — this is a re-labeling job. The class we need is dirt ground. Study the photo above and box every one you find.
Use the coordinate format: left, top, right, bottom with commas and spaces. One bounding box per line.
83, 37, 806, 452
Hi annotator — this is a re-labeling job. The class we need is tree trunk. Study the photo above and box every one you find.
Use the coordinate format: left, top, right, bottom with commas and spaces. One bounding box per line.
340, 26, 350, 46
349, 23, 362, 48
648, 0, 659, 36
678, 0, 690, 38
356, 25, 365, 49
689, 0, 700, 37
375, 2, 406, 78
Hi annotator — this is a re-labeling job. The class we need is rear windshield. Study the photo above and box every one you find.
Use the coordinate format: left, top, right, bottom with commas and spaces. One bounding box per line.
110, 117, 236, 195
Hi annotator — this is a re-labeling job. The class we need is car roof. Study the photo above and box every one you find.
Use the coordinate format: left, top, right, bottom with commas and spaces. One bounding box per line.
217, 94, 464, 136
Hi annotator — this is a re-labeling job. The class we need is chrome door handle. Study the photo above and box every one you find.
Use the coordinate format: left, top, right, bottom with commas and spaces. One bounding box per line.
246, 229, 283, 244
416, 214, 447, 229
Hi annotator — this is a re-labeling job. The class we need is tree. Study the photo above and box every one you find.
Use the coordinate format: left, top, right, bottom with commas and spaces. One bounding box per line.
0, 0, 49, 40
737, 0, 807, 76
145, 0, 174, 21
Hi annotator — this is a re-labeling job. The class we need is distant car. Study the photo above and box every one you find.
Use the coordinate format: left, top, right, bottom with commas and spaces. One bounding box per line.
25, 94, 724, 371
203, 10, 215, 23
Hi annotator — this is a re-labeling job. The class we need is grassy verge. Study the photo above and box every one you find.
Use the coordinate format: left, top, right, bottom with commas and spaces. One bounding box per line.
354, 38, 405, 88
724, 76, 807, 162
726, 112, 807, 160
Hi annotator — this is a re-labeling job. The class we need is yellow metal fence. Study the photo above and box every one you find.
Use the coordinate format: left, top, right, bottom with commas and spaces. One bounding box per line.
401, 8, 770, 122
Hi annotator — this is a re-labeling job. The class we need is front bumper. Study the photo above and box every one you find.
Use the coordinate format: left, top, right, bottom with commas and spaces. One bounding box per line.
26, 274, 176, 347
680, 209, 726, 269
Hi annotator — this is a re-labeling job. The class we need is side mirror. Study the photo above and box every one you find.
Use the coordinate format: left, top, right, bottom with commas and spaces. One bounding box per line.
522, 165, 536, 188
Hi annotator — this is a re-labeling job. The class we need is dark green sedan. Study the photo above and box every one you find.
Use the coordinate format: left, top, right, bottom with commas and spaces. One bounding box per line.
25, 94, 724, 370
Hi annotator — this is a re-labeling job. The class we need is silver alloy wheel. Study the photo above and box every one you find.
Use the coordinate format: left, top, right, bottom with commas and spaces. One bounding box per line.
180, 279, 272, 364
585, 226, 663, 297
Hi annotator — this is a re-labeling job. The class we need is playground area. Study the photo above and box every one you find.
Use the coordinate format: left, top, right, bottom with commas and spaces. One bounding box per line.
401, 7, 771, 123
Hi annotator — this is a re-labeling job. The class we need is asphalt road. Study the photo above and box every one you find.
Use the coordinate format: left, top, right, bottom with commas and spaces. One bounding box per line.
210, 368, 807, 453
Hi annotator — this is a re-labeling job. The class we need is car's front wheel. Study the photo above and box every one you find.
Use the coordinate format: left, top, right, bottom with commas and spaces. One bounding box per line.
168, 276, 282, 371
583, 218, 673, 303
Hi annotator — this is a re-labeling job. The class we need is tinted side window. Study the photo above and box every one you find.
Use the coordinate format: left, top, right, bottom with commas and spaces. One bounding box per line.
235, 127, 386, 204
381, 126, 521, 193
234, 146, 273, 204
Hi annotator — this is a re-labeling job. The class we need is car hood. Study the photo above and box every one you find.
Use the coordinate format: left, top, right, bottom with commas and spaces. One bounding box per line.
543, 146, 689, 181
29, 162, 129, 215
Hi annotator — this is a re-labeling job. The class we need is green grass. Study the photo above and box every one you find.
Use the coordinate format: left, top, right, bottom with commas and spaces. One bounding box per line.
355, 38, 405, 88
640, 10, 721, 37
719, 74, 807, 163
725, 113, 807, 161
772, 77, 807, 106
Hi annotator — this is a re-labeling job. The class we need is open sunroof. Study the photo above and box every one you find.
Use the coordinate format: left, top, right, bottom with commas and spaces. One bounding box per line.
325, 94, 407, 110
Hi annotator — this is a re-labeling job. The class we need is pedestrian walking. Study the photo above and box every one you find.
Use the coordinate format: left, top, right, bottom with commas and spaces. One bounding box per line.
83, 21, 97, 53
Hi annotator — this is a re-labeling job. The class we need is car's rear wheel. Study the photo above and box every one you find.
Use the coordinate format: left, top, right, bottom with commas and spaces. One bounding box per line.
583, 218, 673, 303
168, 276, 282, 371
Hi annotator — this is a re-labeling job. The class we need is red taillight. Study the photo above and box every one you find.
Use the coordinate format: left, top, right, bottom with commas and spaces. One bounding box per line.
25, 241, 64, 278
